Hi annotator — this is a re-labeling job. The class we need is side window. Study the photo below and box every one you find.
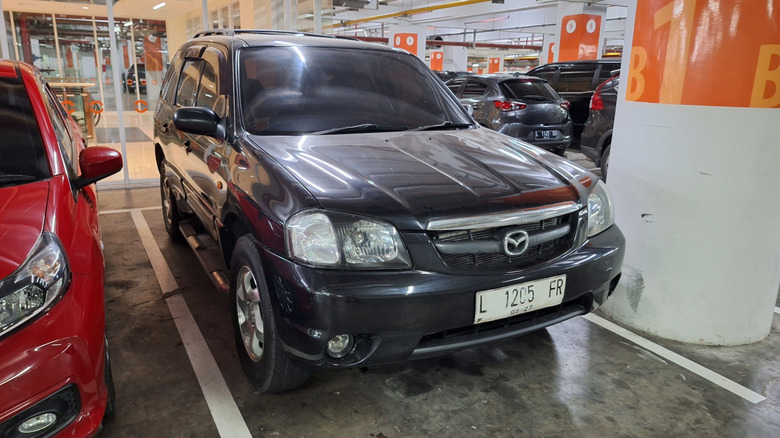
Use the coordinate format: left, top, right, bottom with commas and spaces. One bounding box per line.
161, 56, 183, 103
557, 67, 597, 92
529, 66, 558, 87
446, 78, 465, 96
175, 59, 203, 107
461, 80, 488, 98
196, 49, 225, 116
43, 86, 76, 178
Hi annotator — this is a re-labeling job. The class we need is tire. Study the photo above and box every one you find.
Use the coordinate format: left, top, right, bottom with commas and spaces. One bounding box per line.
601, 144, 611, 181
102, 338, 116, 420
160, 162, 184, 242
230, 235, 310, 393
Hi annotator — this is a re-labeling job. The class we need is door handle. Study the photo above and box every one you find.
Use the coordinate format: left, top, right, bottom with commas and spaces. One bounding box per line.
183, 140, 192, 154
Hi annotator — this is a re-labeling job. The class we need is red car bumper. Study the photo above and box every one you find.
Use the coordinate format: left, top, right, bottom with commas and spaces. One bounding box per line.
0, 272, 108, 437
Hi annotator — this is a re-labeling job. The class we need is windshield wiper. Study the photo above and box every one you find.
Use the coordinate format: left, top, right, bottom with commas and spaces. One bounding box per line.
411, 121, 473, 131
312, 124, 408, 135
0, 174, 37, 186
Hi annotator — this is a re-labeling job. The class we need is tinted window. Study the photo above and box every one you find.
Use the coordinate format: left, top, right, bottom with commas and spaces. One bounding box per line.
239, 47, 471, 135
175, 59, 203, 106
461, 80, 487, 98
529, 66, 557, 85
500, 80, 559, 101
161, 56, 183, 103
446, 78, 465, 95
556, 67, 596, 92
197, 61, 219, 110
598, 63, 620, 82
0, 77, 49, 182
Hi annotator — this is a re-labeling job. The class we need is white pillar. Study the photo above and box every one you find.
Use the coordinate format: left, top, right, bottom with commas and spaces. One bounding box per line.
554, 0, 606, 61
442, 45, 468, 71
600, 0, 780, 345
0, 1, 9, 59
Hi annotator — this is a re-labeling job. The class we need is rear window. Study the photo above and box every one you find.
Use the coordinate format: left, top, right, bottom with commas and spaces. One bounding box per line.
500, 80, 559, 101
0, 77, 49, 184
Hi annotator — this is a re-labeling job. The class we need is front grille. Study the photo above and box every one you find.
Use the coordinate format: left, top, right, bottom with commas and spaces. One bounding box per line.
429, 212, 578, 271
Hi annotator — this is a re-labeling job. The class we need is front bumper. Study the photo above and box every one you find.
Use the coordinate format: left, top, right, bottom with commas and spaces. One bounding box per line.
259, 224, 625, 368
0, 273, 107, 438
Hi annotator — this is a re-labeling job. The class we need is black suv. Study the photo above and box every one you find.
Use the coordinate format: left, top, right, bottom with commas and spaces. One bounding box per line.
527, 59, 621, 144
446, 74, 572, 155
154, 30, 625, 393
581, 74, 619, 180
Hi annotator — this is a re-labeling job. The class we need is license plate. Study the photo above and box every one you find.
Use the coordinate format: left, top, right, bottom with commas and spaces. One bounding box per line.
535, 130, 558, 140
474, 275, 566, 324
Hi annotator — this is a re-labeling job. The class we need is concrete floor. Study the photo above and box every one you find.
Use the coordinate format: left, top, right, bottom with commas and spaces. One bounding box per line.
96, 157, 779, 437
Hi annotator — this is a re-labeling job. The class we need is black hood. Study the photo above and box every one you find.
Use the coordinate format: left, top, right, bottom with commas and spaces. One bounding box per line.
247, 127, 592, 230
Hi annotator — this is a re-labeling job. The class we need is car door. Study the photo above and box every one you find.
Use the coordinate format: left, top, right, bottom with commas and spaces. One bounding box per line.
553, 64, 598, 136
181, 45, 231, 240
459, 79, 490, 126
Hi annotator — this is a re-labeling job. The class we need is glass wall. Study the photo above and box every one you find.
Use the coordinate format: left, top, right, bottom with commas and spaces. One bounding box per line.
5, 11, 168, 185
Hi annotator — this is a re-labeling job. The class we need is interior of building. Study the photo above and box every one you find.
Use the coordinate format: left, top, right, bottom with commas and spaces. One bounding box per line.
0, 1, 777, 437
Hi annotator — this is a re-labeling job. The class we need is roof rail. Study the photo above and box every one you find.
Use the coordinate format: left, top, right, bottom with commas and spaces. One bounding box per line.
193, 29, 361, 41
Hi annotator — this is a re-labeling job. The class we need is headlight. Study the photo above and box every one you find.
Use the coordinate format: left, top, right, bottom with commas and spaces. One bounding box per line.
286, 210, 412, 269
587, 180, 615, 237
0, 232, 70, 337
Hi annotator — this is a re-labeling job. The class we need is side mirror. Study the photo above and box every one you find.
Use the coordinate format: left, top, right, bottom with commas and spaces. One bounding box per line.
74, 146, 123, 189
173, 107, 225, 141
463, 104, 474, 117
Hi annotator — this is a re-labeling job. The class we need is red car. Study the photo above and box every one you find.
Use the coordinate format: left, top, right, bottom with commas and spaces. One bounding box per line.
0, 61, 122, 437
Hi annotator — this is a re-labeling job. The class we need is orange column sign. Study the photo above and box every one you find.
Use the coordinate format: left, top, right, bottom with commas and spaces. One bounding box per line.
547, 42, 556, 64
431, 51, 444, 71
394, 33, 418, 56
488, 58, 501, 73
559, 14, 601, 62
628, 0, 780, 108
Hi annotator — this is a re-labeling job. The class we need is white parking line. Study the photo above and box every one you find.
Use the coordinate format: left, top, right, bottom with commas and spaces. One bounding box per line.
583, 314, 766, 404
130, 210, 252, 438
100, 206, 161, 215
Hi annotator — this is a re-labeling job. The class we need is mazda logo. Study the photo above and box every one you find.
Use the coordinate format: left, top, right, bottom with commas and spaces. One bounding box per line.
503, 230, 530, 257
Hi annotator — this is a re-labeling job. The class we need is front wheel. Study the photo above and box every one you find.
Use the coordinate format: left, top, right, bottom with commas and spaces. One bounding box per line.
230, 235, 310, 393
160, 163, 183, 242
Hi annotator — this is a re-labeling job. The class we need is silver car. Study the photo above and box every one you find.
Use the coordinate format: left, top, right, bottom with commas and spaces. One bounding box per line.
447, 74, 573, 155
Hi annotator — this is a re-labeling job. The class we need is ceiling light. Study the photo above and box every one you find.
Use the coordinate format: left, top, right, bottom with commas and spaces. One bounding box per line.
153, 2, 167, 10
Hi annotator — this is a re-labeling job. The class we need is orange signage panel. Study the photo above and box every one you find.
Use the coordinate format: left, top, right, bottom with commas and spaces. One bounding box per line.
488, 58, 501, 73
628, 0, 780, 108
431, 51, 444, 71
394, 33, 418, 56
547, 42, 556, 64
559, 14, 601, 62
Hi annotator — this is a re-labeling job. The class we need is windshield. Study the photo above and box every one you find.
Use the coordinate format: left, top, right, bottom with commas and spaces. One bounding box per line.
0, 77, 49, 185
500, 79, 559, 101
239, 46, 472, 135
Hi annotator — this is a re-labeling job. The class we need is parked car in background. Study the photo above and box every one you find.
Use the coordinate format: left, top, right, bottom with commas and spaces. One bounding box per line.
526, 59, 621, 145
123, 63, 146, 93
154, 30, 625, 393
581, 73, 619, 180
446, 74, 572, 155
0, 60, 122, 436
435, 70, 470, 82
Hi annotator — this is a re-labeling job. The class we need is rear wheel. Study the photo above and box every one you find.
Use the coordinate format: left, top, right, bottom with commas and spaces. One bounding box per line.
601, 144, 611, 181
160, 162, 183, 242
230, 235, 310, 393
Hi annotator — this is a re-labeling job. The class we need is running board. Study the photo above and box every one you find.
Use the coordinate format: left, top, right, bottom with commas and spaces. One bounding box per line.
179, 220, 230, 294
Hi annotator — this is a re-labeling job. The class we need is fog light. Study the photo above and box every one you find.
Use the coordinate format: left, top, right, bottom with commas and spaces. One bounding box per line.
326, 334, 354, 359
18, 412, 57, 434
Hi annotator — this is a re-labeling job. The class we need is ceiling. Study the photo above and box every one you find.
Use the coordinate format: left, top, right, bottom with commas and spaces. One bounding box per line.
3, 0, 629, 47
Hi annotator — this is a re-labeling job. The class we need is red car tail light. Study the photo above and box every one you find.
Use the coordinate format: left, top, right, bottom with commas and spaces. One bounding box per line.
560, 100, 571, 111
493, 100, 526, 112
